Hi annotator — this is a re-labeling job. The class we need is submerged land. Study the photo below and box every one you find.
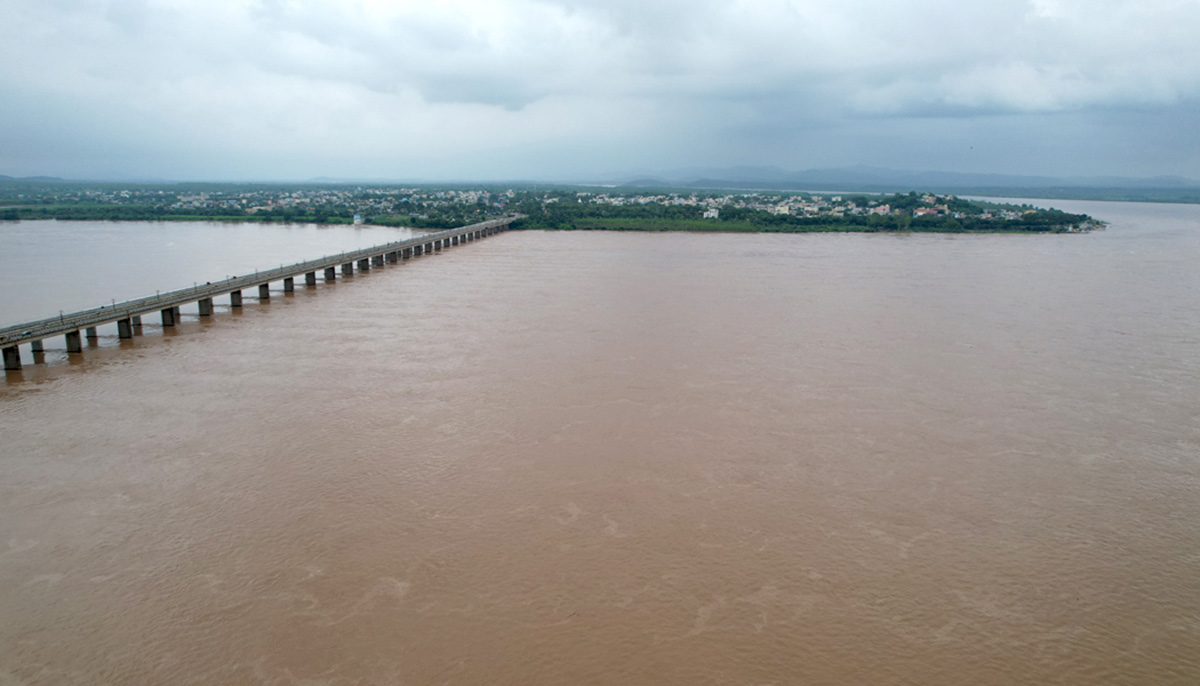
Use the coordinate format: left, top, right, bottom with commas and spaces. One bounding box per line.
0, 179, 1099, 233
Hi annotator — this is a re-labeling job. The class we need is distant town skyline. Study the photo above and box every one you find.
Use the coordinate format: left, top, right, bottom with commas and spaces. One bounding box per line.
2, 0, 1199, 182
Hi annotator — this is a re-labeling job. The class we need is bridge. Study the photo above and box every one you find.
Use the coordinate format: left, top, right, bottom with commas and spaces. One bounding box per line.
2, 216, 519, 370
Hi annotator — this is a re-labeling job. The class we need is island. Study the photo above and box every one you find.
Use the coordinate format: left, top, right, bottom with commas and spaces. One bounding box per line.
0, 179, 1100, 233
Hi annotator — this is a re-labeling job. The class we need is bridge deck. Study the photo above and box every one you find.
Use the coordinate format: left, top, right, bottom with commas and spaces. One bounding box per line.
1, 217, 517, 349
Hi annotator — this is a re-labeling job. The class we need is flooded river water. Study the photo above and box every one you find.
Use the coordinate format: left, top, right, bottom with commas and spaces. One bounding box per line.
2, 204, 1199, 684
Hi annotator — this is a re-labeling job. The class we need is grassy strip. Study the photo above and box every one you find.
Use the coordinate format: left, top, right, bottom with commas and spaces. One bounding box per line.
522, 217, 1059, 233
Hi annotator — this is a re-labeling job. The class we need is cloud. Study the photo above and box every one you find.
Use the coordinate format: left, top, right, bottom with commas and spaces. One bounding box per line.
1, 0, 1198, 179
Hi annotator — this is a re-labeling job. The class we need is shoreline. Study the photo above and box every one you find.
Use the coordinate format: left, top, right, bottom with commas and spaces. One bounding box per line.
0, 215, 1102, 234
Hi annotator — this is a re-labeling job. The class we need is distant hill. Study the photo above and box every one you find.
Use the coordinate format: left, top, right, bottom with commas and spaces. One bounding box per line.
617, 166, 1200, 202
0, 175, 66, 182
620, 178, 672, 188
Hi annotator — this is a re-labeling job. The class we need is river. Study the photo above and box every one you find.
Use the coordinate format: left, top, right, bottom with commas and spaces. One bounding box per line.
0, 220, 423, 326
2, 202, 1198, 684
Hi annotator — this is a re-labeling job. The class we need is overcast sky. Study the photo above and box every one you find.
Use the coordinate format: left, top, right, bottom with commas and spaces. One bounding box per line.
2, 0, 1199, 182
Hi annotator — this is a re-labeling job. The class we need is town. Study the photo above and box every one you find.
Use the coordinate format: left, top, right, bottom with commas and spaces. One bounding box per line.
0, 179, 1099, 232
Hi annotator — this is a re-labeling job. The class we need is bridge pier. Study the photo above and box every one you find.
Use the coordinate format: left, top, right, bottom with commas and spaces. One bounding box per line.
404, 247, 412, 259
162, 308, 176, 327
358, 258, 371, 271
199, 298, 213, 316
324, 267, 336, 282
231, 290, 243, 308
387, 251, 398, 263
306, 271, 317, 286
132, 315, 142, 328
118, 318, 134, 339
426, 242, 434, 253
434, 240, 442, 251
371, 255, 384, 267
31, 339, 44, 353
65, 330, 82, 353
86, 326, 98, 339
258, 283, 270, 299
283, 277, 294, 292
342, 262, 353, 276
3, 345, 20, 370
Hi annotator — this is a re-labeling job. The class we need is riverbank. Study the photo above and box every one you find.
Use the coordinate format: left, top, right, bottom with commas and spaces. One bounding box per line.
515, 215, 1103, 234
0, 182, 1100, 232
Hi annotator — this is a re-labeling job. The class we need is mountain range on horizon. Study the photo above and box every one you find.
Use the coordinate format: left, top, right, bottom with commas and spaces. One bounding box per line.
614, 165, 1200, 192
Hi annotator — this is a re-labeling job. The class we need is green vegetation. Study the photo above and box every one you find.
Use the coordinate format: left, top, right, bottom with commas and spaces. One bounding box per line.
511, 190, 1098, 233
0, 180, 513, 226
0, 179, 1099, 233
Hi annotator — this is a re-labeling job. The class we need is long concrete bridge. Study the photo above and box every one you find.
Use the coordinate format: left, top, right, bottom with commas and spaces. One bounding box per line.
2, 216, 519, 370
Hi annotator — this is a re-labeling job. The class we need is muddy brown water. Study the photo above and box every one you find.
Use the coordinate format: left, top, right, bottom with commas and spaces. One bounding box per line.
2, 202, 1199, 684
